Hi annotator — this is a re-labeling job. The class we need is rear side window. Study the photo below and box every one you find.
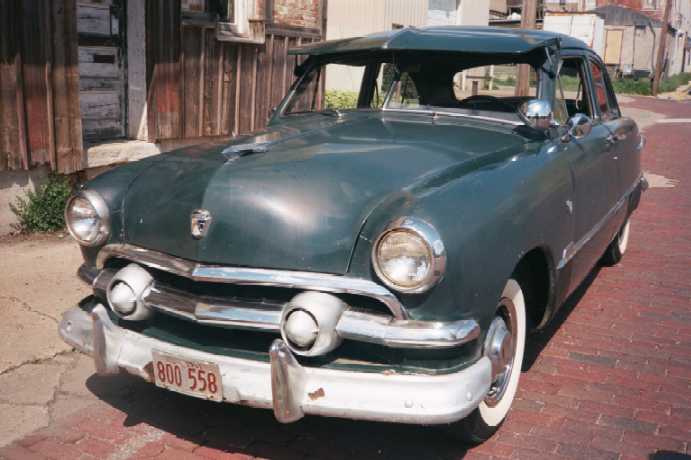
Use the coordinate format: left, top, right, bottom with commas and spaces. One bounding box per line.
589, 61, 620, 120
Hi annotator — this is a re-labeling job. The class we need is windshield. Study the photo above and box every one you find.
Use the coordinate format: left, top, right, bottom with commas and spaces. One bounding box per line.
281, 53, 542, 125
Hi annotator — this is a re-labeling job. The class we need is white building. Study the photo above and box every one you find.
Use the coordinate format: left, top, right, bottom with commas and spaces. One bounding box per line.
325, 0, 490, 91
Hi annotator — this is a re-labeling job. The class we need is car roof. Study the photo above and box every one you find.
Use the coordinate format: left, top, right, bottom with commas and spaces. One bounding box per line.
289, 26, 588, 57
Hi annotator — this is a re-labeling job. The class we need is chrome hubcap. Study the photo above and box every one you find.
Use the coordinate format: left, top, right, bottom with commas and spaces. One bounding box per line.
484, 300, 517, 407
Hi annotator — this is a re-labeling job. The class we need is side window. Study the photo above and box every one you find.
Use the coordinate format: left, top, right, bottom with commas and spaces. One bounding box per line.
588, 60, 619, 120
554, 58, 593, 125
386, 69, 421, 109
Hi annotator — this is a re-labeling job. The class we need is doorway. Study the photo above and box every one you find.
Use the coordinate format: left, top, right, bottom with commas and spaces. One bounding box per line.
77, 0, 127, 141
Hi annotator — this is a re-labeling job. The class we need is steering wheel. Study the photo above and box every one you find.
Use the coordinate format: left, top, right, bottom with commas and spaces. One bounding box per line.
459, 95, 518, 113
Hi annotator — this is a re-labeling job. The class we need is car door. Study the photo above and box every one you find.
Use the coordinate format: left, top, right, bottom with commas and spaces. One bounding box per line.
588, 57, 641, 201
555, 55, 618, 291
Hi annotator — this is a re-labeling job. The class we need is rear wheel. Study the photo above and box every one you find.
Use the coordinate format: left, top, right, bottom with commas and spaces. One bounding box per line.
447, 278, 527, 444
602, 218, 631, 266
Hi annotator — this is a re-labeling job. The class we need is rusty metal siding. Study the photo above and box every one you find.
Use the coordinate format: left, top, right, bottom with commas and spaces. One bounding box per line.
0, 0, 84, 173
146, 0, 322, 141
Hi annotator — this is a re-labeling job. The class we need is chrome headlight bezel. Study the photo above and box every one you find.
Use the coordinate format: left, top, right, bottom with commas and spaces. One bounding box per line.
372, 217, 446, 294
64, 190, 111, 247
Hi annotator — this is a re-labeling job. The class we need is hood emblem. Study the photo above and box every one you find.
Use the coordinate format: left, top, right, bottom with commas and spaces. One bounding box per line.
191, 209, 213, 239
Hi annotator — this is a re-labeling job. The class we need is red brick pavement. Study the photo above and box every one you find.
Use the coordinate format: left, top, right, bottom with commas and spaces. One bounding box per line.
1, 96, 689, 460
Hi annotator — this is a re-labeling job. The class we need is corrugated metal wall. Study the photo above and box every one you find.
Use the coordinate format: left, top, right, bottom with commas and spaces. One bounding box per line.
324, 0, 428, 91
146, 0, 321, 141
0, 0, 85, 173
327, 0, 428, 41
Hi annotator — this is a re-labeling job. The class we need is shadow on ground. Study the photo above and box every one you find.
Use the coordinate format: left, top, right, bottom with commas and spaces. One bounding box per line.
523, 265, 601, 370
83, 266, 606, 459
87, 371, 464, 459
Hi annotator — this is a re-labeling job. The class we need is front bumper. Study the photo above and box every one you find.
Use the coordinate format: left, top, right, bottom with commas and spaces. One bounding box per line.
59, 304, 492, 425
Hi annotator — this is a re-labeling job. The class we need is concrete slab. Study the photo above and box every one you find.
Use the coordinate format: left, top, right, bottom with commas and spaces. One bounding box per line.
0, 236, 89, 373
0, 404, 49, 447
0, 298, 70, 375
0, 363, 66, 406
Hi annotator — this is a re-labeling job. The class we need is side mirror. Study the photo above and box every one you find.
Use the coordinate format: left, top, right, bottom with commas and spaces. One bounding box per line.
520, 99, 553, 130
562, 113, 593, 142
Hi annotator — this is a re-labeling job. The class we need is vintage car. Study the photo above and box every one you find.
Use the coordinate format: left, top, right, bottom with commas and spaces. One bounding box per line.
59, 26, 644, 442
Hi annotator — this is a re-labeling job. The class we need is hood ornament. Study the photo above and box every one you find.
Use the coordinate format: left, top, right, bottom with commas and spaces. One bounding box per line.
191, 209, 213, 239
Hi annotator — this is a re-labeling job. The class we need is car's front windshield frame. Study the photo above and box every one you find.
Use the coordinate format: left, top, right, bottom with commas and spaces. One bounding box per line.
274, 51, 555, 126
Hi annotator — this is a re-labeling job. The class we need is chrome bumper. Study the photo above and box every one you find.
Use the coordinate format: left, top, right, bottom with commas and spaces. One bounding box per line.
59, 304, 492, 424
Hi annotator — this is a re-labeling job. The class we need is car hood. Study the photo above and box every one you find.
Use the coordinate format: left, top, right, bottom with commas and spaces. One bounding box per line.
122, 112, 530, 273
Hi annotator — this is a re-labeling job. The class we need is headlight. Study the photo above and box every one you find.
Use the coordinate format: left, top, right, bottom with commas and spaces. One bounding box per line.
64, 190, 110, 246
372, 218, 446, 293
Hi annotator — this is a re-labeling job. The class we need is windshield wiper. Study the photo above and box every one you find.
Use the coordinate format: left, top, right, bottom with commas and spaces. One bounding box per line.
287, 109, 343, 118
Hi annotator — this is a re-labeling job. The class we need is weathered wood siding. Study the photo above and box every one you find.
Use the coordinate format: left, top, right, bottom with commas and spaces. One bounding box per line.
146, 0, 321, 141
0, 0, 84, 173
77, 0, 127, 141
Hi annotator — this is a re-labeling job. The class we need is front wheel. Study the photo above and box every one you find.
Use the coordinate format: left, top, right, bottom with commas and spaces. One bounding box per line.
446, 278, 527, 444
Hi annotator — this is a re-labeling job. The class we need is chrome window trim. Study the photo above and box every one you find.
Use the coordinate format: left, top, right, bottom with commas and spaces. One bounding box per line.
96, 243, 408, 320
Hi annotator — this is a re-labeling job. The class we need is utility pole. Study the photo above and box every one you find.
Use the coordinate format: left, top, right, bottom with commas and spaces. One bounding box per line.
516, 0, 538, 96
652, 0, 673, 95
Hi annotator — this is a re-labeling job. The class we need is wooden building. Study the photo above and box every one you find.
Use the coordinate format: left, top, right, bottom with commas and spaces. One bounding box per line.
0, 0, 326, 175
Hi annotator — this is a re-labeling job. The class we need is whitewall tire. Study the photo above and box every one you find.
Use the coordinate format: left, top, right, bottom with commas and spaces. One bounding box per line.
447, 278, 527, 443
602, 217, 631, 266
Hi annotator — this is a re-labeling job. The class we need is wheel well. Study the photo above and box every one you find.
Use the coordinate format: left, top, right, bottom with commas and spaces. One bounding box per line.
513, 248, 553, 331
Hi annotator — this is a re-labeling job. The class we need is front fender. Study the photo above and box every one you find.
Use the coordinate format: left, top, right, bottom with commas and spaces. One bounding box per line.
348, 139, 573, 337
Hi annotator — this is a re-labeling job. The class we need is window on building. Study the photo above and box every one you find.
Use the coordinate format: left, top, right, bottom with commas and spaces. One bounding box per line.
642, 0, 658, 9
181, 0, 235, 23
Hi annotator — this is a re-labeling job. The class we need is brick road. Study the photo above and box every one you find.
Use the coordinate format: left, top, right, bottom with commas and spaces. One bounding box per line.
1, 96, 689, 460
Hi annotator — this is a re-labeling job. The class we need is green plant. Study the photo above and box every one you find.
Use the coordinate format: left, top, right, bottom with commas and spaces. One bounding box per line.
610, 72, 691, 96
10, 174, 73, 233
612, 78, 652, 95
325, 90, 359, 110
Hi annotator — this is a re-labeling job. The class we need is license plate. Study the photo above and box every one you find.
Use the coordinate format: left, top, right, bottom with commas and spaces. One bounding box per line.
152, 351, 223, 402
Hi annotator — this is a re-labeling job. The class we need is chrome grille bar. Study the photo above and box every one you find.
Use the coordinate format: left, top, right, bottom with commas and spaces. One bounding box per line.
96, 243, 408, 319
84, 265, 480, 349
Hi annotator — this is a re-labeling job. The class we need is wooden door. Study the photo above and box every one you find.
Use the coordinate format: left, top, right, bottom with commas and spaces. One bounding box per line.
604, 29, 623, 66
77, 0, 126, 141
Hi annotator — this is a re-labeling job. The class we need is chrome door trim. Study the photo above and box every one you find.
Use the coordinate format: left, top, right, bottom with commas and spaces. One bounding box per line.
557, 175, 642, 270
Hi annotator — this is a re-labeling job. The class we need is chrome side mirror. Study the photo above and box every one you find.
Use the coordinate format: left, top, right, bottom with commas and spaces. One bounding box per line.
562, 113, 593, 142
520, 99, 553, 130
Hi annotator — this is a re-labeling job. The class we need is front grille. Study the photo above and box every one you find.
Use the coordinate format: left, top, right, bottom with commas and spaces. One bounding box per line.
102, 257, 394, 316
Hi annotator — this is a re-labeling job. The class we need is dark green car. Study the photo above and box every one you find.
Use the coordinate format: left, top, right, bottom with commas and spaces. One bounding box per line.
60, 26, 644, 442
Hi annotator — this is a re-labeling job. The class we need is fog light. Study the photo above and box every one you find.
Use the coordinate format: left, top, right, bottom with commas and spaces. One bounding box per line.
280, 291, 347, 357
106, 264, 154, 321
283, 309, 318, 349
109, 281, 136, 315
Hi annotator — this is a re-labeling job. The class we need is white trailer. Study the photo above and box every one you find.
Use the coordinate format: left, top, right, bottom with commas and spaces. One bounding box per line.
543, 13, 605, 58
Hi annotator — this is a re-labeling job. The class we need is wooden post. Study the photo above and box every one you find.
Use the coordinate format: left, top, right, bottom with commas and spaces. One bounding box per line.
652, 0, 673, 96
516, 0, 537, 97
